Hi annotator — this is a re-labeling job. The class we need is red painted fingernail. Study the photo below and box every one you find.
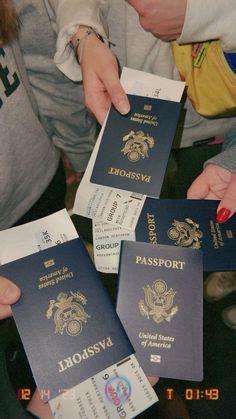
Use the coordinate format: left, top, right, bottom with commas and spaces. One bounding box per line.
216, 208, 231, 224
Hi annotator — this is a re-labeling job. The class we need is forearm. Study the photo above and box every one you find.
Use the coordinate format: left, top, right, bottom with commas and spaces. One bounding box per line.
180, 0, 236, 51
46, 0, 107, 81
46, 0, 129, 124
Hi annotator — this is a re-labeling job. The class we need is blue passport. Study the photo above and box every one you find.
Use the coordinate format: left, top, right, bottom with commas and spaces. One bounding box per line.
0, 238, 133, 400
90, 94, 182, 198
117, 240, 203, 381
135, 199, 236, 271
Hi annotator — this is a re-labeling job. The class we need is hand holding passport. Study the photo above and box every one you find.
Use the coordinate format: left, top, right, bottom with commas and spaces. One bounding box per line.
2, 66, 235, 417
90, 94, 182, 198
0, 211, 158, 418
1, 238, 134, 400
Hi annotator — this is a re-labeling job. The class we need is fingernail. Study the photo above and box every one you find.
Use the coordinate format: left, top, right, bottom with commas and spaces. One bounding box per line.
2, 283, 20, 303
216, 208, 231, 224
117, 99, 130, 115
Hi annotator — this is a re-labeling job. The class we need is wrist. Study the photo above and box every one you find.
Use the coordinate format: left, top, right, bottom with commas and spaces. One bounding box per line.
70, 26, 104, 64
70, 25, 91, 49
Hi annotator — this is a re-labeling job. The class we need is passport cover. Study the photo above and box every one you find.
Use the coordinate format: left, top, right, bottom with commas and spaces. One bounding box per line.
135, 198, 236, 271
0, 239, 133, 399
90, 94, 182, 198
117, 240, 203, 381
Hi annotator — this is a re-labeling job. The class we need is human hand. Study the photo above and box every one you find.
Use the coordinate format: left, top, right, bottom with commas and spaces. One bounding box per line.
63, 157, 84, 185
148, 376, 159, 386
27, 389, 53, 419
187, 164, 236, 223
0, 276, 21, 320
127, 0, 187, 41
79, 34, 130, 125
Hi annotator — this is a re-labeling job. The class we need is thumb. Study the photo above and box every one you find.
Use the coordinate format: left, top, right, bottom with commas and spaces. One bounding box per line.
0, 276, 21, 304
101, 68, 130, 116
216, 176, 236, 223
187, 171, 210, 199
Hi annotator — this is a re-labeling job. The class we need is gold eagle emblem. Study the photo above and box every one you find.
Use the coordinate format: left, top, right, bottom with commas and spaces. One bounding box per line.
167, 218, 203, 249
139, 279, 178, 323
121, 130, 154, 162
46, 291, 90, 336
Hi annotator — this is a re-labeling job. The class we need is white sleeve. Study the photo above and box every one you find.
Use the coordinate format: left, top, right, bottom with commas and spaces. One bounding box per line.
178, 0, 236, 52
46, 0, 108, 81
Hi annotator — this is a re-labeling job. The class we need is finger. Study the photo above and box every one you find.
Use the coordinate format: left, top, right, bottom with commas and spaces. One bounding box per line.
187, 172, 210, 199
100, 67, 130, 116
27, 389, 53, 418
148, 376, 159, 386
86, 77, 130, 125
204, 191, 221, 200
86, 90, 111, 126
0, 304, 13, 320
216, 176, 236, 223
0, 276, 21, 304
83, 73, 111, 125
82, 38, 130, 121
